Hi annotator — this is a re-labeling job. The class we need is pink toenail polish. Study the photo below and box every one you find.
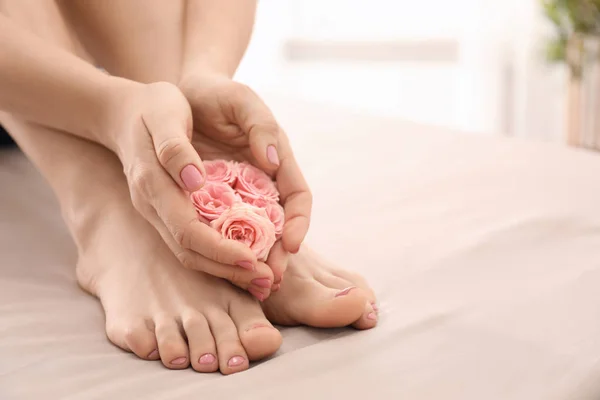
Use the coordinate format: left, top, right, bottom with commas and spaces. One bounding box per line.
199, 353, 216, 365
367, 312, 377, 321
236, 260, 255, 271
170, 357, 187, 365
335, 286, 356, 297
228, 356, 246, 367
251, 278, 272, 288
372, 303, 379, 312
147, 349, 159, 359
248, 287, 265, 302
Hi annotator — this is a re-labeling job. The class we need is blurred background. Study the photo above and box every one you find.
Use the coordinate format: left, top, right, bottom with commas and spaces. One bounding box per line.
235, 0, 600, 148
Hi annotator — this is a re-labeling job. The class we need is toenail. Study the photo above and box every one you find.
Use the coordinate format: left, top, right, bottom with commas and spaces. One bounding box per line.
367, 312, 377, 321
228, 356, 246, 367
236, 260, 255, 271
245, 323, 272, 332
335, 286, 356, 297
199, 353, 216, 364
248, 287, 265, 302
147, 349, 159, 359
170, 357, 187, 365
372, 303, 379, 312
251, 278, 272, 288
271, 283, 281, 292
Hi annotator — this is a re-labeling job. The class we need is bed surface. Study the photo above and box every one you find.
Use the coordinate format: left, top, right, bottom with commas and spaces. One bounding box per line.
2, 96, 600, 399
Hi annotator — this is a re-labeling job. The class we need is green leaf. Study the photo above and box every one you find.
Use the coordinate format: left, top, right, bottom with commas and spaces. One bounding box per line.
547, 37, 568, 62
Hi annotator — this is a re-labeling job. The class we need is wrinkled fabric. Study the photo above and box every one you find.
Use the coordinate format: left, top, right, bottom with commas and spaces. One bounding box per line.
1, 94, 600, 399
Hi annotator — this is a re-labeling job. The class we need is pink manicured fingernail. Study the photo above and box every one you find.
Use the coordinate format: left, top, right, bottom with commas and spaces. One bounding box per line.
147, 349, 159, 359
335, 286, 356, 297
199, 353, 216, 364
367, 312, 377, 321
180, 164, 204, 191
170, 357, 187, 365
236, 260, 255, 271
248, 287, 265, 302
267, 145, 280, 166
251, 278, 272, 288
228, 356, 246, 367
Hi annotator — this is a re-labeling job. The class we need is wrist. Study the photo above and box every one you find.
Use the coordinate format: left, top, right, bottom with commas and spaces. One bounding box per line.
97, 76, 144, 155
180, 57, 234, 84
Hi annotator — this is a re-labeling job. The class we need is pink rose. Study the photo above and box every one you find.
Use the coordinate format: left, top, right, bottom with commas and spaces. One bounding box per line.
211, 203, 276, 261
245, 197, 285, 239
190, 182, 240, 221
204, 159, 237, 186
235, 162, 279, 202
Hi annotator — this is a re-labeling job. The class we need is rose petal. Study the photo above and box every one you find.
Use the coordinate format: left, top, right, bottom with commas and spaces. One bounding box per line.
211, 203, 276, 261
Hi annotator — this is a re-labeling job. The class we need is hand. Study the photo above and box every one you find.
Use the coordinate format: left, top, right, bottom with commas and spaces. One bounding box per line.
104, 80, 275, 298
179, 73, 312, 283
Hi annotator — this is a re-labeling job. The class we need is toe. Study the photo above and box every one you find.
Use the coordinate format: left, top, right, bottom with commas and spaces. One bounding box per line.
154, 316, 190, 369
206, 309, 250, 375
352, 301, 378, 330
124, 319, 160, 360
330, 268, 376, 299
182, 312, 218, 373
105, 318, 159, 361
229, 295, 282, 361
272, 280, 368, 328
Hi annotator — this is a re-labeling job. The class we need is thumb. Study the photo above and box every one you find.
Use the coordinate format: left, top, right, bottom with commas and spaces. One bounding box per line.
233, 85, 281, 172
143, 88, 206, 192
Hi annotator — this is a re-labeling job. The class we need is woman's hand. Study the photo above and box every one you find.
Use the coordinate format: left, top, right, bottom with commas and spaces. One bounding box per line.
104, 80, 276, 298
178, 73, 312, 283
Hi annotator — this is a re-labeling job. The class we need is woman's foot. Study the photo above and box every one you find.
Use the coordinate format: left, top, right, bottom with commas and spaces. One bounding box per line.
74, 197, 282, 375
263, 247, 378, 330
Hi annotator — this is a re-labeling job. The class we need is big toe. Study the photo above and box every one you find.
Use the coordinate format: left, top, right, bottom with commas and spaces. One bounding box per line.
230, 295, 282, 361
269, 282, 368, 328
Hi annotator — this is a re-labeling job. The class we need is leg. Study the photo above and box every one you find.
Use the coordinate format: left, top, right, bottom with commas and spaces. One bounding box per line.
62, 0, 379, 329
0, 1, 281, 373
2, 116, 282, 373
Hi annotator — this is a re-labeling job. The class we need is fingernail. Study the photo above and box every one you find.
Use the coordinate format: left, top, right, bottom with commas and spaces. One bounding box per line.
170, 356, 187, 365
267, 145, 280, 166
251, 278, 272, 288
228, 355, 246, 367
335, 286, 356, 297
147, 349, 159, 359
367, 312, 377, 321
199, 353, 216, 364
236, 260, 255, 271
248, 287, 265, 302
271, 283, 281, 292
180, 164, 204, 191
371, 303, 379, 312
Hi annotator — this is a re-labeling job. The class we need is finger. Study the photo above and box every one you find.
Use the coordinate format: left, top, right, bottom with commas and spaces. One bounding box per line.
266, 240, 289, 285
232, 85, 281, 171
141, 86, 207, 192
128, 159, 257, 268
275, 134, 312, 253
174, 249, 275, 290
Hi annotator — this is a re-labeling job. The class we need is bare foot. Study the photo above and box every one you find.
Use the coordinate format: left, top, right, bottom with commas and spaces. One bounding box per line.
74, 197, 282, 375
263, 247, 378, 330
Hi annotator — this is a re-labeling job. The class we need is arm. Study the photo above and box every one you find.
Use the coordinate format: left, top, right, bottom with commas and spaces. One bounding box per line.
0, 14, 127, 148
181, 0, 257, 79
